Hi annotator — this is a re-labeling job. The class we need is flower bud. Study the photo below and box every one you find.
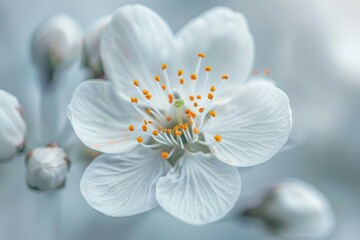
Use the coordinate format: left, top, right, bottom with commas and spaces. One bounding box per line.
244, 179, 335, 238
0, 90, 26, 162
83, 15, 111, 78
26, 144, 70, 190
31, 14, 82, 81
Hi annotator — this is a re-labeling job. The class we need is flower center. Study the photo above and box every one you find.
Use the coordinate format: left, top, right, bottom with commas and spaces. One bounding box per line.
128, 53, 227, 161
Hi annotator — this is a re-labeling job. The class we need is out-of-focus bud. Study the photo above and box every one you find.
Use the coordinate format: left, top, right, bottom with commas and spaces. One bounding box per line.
244, 179, 335, 238
0, 90, 26, 162
26, 144, 70, 190
31, 14, 82, 81
83, 16, 111, 78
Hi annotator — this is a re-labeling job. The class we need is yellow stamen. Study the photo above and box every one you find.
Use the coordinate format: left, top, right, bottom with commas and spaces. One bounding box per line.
175, 130, 182, 136
198, 52, 205, 58
191, 74, 197, 80
205, 66, 212, 72
161, 152, 169, 160
209, 111, 216, 117
142, 89, 149, 95
144, 120, 148, 125
264, 68, 271, 76
194, 128, 199, 134
162, 84, 166, 90
214, 135, 222, 142
199, 107, 204, 113
210, 86, 216, 92
137, 136, 143, 143
189, 95, 195, 101
146, 109, 152, 114
153, 130, 159, 136
128, 125, 134, 131
194, 102, 198, 107
133, 80, 139, 86
196, 95, 202, 100
155, 75, 161, 82
146, 94, 152, 100
162, 64, 167, 70
130, 97, 138, 103
180, 78, 184, 85
142, 125, 148, 132
166, 116, 172, 122
221, 74, 229, 80
178, 69, 183, 76
208, 93, 214, 100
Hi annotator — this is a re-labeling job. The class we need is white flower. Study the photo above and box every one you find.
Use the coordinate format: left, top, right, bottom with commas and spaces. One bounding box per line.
67, 5, 292, 225
26, 144, 70, 190
244, 179, 335, 238
31, 14, 82, 80
83, 15, 111, 78
0, 90, 26, 162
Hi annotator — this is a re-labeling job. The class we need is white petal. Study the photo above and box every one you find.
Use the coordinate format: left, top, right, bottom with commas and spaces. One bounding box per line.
203, 81, 292, 167
81, 147, 170, 217
156, 151, 241, 225
101, 5, 178, 107
0, 90, 26, 161
67, 81, 140, 154
177, 7, 254, 98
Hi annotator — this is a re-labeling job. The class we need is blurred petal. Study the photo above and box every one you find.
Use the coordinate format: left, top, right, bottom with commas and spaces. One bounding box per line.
101, 4, 178, 107
177, 7, 254, 99
0, 90, 26, 161
203, 81, 292, 167
67, 81, 141, 154
81, 147, 170, 216
156, 151, 241, 225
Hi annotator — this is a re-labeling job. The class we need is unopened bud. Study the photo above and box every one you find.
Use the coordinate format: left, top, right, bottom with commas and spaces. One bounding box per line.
26, 145, 70, 190
0, 90, 26, 162
83, 16, 111, 78
244, 179, 335, 238
31, 14, 82, 81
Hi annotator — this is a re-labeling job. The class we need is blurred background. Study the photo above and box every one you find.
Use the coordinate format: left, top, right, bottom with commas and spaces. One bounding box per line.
0, 0, 359, 239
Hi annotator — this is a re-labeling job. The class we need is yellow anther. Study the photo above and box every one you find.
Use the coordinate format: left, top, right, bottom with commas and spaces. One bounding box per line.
162, 84, 166, 90
155, 75, 161, 82
142, 89, 149, 95
191, 74, 197, 80
137, 136, 143, 143
180, 78, 185, 85
153, 130, 159, 136
133, 80, 139, 86
208, 93, 214, 100
221, 74, 229, 80
196, 95, 202, 100
142, 125, 148, 132
158, 126, 163, 130
161, 151, 169, 160
146, 94, 152, 100
205, 66, 212, 72
162, 64, 167, 70
130, 97, 139, 103
198, 52, 205, 58
166, 116, 172, 122
178, 69, 183, 76
167, 129, 172, 134
144, 120, 148, 125
148, 121, 153, 124
194, 102, 198, 107
189, 95, 195, 101
128, 125, 135, 131
210, 86, 216, 92
194, 128, 199, 134
188, 120, 194, 125
185, 109, 191, 114
214, 135, 222, 142
174, 125, 179, 131
175, 130, 182, 136
191, 112, 197, 118
209, 110, 216, 117
264, 68, 271, 76
199, 107, 204, 113
146, 108, 152, 114
168, 94, 173, 104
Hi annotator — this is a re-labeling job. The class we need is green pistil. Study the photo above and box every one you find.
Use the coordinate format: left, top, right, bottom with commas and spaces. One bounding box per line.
174, 99, 185, 125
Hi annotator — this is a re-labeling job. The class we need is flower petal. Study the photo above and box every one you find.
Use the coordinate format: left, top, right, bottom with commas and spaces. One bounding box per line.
156, 151, 241, 225
177, 7, 254, 98
0, 90, 26, 161
67, 80, 141, 154
81, 146, 170, 217
203, 81, 292, 167
101, 5, 178, 107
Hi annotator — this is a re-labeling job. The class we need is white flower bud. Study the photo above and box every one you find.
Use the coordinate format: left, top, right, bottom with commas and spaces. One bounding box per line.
31, 14, 82, 80
244, 179, 335, 238
0, 90, 26, 162
26, 144, 70, 190
83, 15, 111, 78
